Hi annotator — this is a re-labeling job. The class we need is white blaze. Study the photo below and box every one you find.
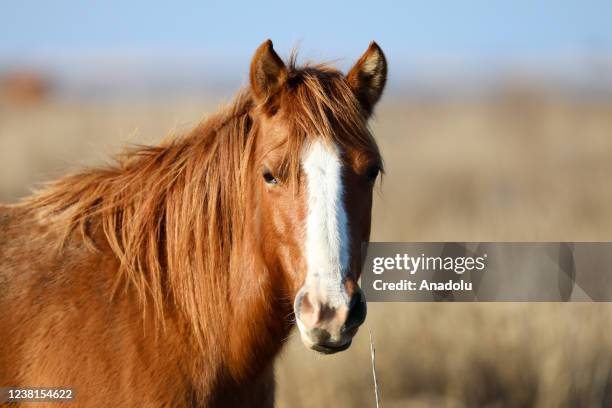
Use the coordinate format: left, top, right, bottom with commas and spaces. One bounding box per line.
302, 140, 350, 306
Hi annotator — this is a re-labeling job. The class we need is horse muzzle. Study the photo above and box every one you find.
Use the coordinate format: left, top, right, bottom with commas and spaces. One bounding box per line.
293, 283, 367, 354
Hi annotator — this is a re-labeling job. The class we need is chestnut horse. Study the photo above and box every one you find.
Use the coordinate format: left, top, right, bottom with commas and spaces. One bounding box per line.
0, 40, 387, 407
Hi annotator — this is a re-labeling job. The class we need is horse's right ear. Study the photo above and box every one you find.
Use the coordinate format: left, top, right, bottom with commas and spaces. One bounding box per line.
250, 40, 287, 105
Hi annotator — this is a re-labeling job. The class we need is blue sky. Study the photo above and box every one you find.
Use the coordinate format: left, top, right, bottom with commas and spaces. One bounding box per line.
3, 1, 612, 56
2, 1, 612, 93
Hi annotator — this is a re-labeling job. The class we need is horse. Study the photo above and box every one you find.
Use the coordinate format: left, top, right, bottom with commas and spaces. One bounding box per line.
0, 40, 387, 407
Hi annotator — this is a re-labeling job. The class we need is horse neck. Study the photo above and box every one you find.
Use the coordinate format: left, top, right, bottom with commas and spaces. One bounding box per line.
219, 222, 294, 383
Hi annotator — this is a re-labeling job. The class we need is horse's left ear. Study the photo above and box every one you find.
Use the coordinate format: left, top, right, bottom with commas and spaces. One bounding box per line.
347, 42, 388, 116
250, 39, 287, 105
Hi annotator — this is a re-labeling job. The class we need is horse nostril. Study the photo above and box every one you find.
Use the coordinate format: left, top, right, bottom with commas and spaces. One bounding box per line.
344, 291, 367, 332
295, 289, 320, 327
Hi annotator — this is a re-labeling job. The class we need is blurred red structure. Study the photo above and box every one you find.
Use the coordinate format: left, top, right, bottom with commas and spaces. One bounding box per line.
0, 71, 50, 105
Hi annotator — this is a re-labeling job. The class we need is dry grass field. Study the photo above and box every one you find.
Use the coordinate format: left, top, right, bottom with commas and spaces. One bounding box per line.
2, 90, 612, 407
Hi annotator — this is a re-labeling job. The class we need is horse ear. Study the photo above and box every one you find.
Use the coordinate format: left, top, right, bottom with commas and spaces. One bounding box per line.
347, 42, 387, 116
250, 39, 287, 104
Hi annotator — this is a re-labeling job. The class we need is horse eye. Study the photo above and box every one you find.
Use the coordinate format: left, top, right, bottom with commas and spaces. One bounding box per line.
263, 169, 279, 185
366, 165, 380, 183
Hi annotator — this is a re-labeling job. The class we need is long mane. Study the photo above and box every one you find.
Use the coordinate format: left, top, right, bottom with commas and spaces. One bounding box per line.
23, 58, 381, 345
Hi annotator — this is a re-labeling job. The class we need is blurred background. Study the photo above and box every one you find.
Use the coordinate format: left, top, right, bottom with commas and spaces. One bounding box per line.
2, 1, 612, 407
